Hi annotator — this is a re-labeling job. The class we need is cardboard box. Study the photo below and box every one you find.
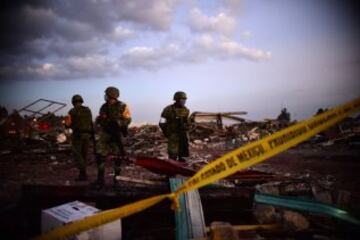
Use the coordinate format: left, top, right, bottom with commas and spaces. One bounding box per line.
41, 201, 121, 240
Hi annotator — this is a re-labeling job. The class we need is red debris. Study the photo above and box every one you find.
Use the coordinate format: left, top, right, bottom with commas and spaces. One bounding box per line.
134, 156, 196, 176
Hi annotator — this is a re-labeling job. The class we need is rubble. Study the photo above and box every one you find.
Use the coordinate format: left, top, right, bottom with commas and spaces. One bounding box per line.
254, 180, 360, 235
311, 183, 333, 204
189, 111, 247, 129
0, 99, 69, 155
253, 205, 278, 224
282, 210, 310, 231
1, 108, 360, 239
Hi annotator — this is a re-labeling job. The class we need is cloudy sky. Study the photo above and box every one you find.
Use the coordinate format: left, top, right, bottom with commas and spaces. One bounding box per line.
0, 0, 359, 123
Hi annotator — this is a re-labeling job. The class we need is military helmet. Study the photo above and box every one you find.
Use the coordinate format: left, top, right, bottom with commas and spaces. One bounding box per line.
105, 86, 120, 99
173, 91, 187, 100
71, 94, 83, 104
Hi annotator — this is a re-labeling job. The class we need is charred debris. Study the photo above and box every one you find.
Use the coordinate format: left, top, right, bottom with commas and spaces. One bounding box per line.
1, 101, 360, 239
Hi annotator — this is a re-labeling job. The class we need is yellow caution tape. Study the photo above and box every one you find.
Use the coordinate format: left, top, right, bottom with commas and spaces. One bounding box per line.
35, 97, 360, 240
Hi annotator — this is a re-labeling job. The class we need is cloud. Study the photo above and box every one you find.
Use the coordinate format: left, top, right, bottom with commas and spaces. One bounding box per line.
241, 31, 252, 39
188, 8, 237, 36
121, 35, 271, 70
221, 0, 242, 14
27, 38, 108, 59
121, 44, 181, 69
113, 0, 179, 30
66, 55, 120, 77
50, 0, 180, 32
218, 39, 272, 61
0, 54, 121, 81
0, 0, 269, 81
110, 26, 134, 42
0, 1, 139, 81
189, 35, 271, 61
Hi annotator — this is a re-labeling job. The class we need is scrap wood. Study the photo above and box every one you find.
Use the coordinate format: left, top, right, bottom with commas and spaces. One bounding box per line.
254, 192, 360, 225
115, 175, 166, 185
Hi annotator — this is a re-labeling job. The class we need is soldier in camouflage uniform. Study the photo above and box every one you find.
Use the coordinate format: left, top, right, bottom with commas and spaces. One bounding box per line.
65, 95, 93, 181
94, 86, 131, 186
159, 91, 190, 162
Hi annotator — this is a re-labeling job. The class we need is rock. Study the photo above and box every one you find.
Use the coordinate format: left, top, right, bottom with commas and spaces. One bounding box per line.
253, 204, 277, 224
282, 210, 309, 231
56, 133, 67, 143
311, 184, 332, 204
256, 182, 280, 195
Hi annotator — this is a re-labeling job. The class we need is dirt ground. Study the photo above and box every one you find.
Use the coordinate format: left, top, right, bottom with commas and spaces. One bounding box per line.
1, 139, 359, 207
255, 147, 360, 196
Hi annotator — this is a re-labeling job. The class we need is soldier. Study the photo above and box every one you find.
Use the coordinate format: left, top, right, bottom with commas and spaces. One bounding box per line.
65, 95, 93, 181
159, 91, 190, 162
94, 86, 131, 186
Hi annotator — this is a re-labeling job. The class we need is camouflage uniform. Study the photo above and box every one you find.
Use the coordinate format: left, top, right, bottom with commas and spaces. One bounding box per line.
95, 87, 131, 185
160, 92, 190, 161
65, 95, 93, 181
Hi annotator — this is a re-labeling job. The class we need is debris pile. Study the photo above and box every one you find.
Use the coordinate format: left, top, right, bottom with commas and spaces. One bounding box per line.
127, 124, 168, 158
303, 116, 360, 148
0, 114, 70, 156
1, 105, 360, 239
0, 98, 67, 142
253, 180, 360, 236
191, 116, 360, 150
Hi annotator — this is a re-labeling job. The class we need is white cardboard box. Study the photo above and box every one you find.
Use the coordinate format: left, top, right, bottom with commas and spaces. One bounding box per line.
41, 201, 121, 240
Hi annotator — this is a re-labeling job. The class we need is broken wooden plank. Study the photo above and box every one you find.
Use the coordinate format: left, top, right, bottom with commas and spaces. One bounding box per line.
115, 175, 166, 186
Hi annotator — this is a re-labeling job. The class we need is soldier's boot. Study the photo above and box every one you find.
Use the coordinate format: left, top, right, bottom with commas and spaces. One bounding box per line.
92, 155, 105, 187
75, 169, 88, 181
